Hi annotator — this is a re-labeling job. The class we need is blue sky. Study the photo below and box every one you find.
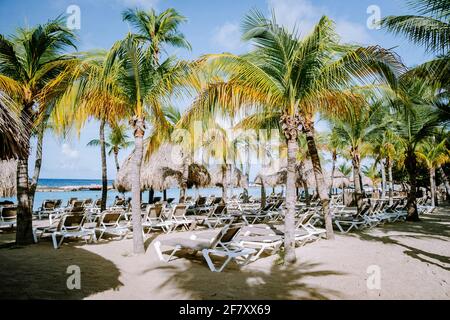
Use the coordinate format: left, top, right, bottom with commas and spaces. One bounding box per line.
0, 0, 432, 179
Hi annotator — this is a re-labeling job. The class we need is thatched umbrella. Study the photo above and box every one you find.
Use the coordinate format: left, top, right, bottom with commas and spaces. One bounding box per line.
0, 160, 16, 197
209, 165, 248, 189
115, 143, 211, 193
0, 100, 30, 160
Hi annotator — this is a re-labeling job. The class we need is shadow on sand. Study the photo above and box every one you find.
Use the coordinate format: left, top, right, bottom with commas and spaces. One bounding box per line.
146, 255, 346, 300
0, 241, 123, 299
346, 207, 450, 271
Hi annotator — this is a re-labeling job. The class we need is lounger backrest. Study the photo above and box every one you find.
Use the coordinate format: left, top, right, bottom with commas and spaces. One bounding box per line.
83, 199, 93, 206
172, 204, 187, 218
262, 202, 274, 212
1, 207, 17, 221
213, 197, 223, 205
196, 197, 207, 206
298, 212, 315, 227
69, 205, 85, 214
213, 204, 226, 216
58, 214, 85, 232
72, 200, 84, 209
101, 212, 121, 226
43, 201, 56, 210
153, 197, 162, 203
114, 198, 125, 206
67, 198, 78, 207
94, 199, 102, 207
210, 224, 242, 248
54, 200, 62, 208
179, 196, 185, 203
167, 198, 175, 204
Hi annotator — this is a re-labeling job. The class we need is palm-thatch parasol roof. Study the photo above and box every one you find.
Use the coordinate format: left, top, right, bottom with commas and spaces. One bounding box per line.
115, 143, 211, 192
0, 99, 30, 160
209, 165, 248, 189
0, 160, 16, 197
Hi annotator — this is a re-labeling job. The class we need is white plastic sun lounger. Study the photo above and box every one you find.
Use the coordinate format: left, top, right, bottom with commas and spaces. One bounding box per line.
95, 211, 129, 240
34, 213, 96, 249
154, 224, 256, 272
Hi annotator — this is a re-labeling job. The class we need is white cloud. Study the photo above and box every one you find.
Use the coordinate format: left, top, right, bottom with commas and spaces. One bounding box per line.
335, 19, 373, 45
268, 0, 373, 44
268, 0, 323, 36
61, 143, 79, 159
116, 0, 159, 9
211, 22, 244, 52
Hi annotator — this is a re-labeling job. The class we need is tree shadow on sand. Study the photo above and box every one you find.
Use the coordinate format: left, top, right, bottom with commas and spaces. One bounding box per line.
0, 242, 123, 299
147, 257, 346, 300
345, 207, 450, 271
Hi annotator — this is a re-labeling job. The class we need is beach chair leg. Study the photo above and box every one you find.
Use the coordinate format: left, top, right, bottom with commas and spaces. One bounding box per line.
202, 249, 231, 272
51, 233, 59, 249
32, 228, 38, 243
154, 241, 166, 262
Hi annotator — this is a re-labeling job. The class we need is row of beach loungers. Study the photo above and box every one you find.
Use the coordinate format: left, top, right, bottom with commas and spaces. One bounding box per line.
0, 193, 436, 272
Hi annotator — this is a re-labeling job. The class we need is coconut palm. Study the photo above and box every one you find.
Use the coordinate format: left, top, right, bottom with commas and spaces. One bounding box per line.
362, 163, 382, 191
416, 138, 450, 206
87, 123, 133, 172
391, 76, 442, 220
183, 11, 403, 263
382, 0, 450, 118
0, 18, 79, 244
337, 162, 352, 177
330, 101, 387, 212
370, 120, 402, 204
0, 96, 30, 160
326, 127, 348, 194
381, 0, 450, 55
63, 49, 131, 211
122, 7, 191, 64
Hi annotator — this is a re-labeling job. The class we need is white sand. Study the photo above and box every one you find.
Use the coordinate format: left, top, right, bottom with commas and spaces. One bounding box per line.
1, 207, 449, 300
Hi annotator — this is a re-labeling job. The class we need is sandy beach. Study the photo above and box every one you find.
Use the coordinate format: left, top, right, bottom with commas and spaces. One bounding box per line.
0, 206, 448, 300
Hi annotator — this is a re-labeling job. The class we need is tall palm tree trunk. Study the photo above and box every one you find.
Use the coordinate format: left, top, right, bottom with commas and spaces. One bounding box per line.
380, 159, 387, 199
16, 107, 33, 245
405, 149, 419, 221
439, 167, 450, 200
29, 123, 45, 211
329, 151, 337, 195
387, 157, 394, 205
99, 119, 108, 212
222, 164, 228, 203
244, 142, 251, 202
260, 183, 266, 208
284, 137, 298, 264
351, 150, 364, 213
429, 167, 436, 207
131, 117, 145, 254
302, 122, 334, 240
114, 148, 120, 172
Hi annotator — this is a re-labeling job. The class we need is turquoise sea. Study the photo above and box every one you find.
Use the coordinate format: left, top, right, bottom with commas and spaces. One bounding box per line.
0, 179, 277, 208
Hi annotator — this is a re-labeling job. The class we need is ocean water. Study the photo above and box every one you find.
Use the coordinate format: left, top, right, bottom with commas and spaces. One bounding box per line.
0, 178, 280, 208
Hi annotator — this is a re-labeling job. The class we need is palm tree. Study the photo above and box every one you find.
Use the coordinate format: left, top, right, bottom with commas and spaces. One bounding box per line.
382, 0, 450, 55
0, 18, 78, 244
122, 7, 191, 64
330, 101, 387, 212
391, 76, 441, 220
87, 123, 133, 172
416, 138, 450, 206
370, 121, 401, 204
382, 0, 450, 118
183, 11, 403, 263
362, 163, 382, 192
66, 49, 131, 211
0, 96, 30, 160
337, 162, 352, 177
